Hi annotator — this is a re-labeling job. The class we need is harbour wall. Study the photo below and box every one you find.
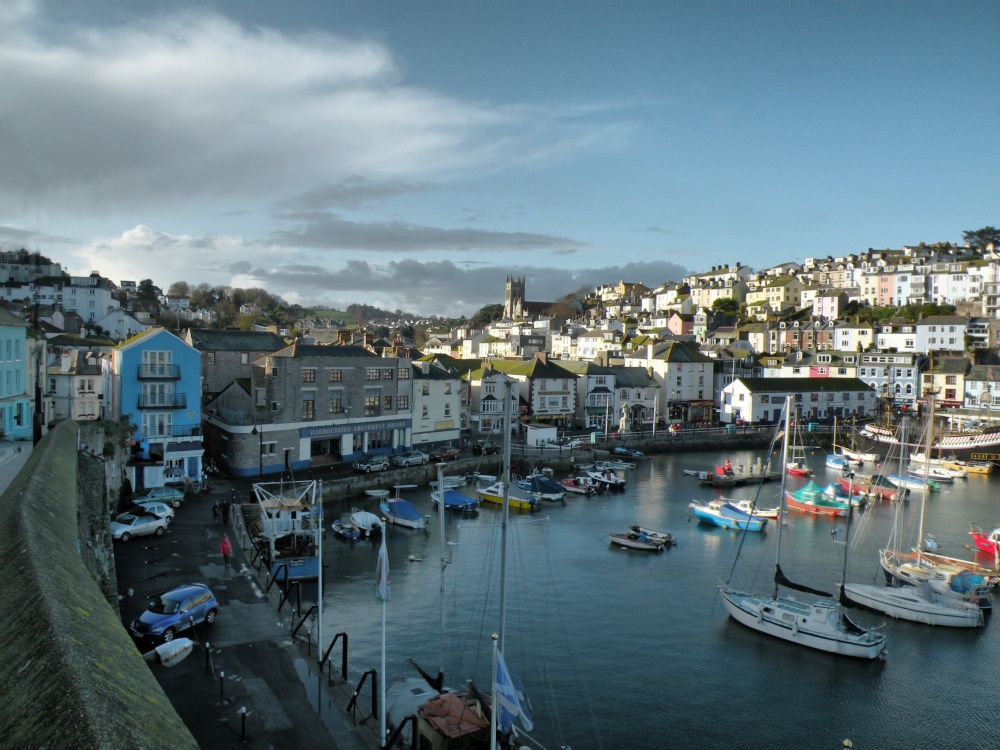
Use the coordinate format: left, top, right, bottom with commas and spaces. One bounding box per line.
0, 421, 198, 750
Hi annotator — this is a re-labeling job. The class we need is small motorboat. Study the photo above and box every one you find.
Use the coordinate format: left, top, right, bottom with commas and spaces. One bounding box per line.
517, 473, 566, 501
970, 525, 1000, 555
560, 476, 597, 495
689, 500, 767, 532
350, 508, 384, 537
477, 481, 541, 511
380, 498, 429, 529
431, 489, 480, 513
728, 499, 782, 519
785, 461, 812, 477
609, 530, 665, 552
628, 525, 675, 547
331, 520, 362, 541
587, 468, 627, 491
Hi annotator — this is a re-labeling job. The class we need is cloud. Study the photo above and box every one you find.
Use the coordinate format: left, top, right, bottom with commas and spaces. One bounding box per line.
72, 225, 686, 317
0, 10, 635, 217
269, 212, 584, 253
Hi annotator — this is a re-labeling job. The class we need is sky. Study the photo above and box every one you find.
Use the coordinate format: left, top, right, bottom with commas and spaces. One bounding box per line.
2, 1, 999, 317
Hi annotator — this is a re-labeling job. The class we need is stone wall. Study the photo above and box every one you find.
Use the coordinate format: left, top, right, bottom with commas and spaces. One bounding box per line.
0, 421, 198, 750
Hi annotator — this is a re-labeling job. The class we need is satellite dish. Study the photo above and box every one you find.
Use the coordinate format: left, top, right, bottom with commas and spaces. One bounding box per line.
187, 411, 195, 419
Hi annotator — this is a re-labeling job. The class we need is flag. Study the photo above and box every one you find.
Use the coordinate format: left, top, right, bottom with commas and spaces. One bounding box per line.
375, 534, 390, 603
494, 649, 532, 732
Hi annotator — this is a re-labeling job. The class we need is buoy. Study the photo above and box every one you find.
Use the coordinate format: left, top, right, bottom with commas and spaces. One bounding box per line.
408, 555, 422, 562
842, 740, 853, 749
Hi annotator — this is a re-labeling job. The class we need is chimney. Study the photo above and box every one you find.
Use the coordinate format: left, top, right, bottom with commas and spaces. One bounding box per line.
420, 362, 430, 374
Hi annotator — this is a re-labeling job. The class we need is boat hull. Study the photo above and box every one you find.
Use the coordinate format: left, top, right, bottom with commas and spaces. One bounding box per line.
842, 583, 983, 628
690, 502, 766, 531
719, 587, 885, 659
784, 490, 848, 517
608, 533, 664, 551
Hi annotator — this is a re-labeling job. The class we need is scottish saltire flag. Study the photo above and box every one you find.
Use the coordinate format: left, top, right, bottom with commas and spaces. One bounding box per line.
375, 534, 390, 603
495, 649, 533, 732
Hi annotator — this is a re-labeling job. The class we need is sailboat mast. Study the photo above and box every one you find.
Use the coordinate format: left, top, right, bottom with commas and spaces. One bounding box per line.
772, 395, 793, 599
435, 463, 447, 687
916, 393, 935, 563
498, 377, 513, 652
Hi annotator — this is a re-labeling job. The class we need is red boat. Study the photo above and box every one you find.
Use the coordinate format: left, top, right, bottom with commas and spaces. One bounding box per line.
835, 475, 898, 502
785, 461, 812, 477
970, 525, 1000, 555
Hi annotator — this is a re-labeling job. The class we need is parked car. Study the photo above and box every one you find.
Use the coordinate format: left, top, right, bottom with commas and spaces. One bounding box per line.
472, 440, 500, 456
429, 447, 462, 462
352, 454, 390, 473
133, 486, 186, 508
129, 583, 219, 643
111, 512, 170, 542
391, 450, 430, 467
557, 438, 584, 449
611, 445, 644, 458
129, 501, 175, 521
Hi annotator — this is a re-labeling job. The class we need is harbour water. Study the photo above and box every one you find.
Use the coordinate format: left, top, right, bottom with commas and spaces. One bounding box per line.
319, 448, 1000, 750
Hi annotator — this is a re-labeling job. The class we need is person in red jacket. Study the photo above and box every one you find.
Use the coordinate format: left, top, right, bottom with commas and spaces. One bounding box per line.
220, 534, 233, 569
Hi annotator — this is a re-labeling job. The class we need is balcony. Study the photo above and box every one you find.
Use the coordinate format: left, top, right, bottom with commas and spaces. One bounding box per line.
137, 393, 188, 409
137, 364, 181, 380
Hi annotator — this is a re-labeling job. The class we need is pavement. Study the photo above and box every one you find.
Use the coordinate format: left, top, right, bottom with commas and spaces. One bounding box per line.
0, 438, 33, 494
113, 474, 384, 750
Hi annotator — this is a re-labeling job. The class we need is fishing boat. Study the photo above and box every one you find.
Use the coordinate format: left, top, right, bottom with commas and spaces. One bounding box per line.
477, 481, 541, 511
784, 481, 849, 517
718, 396, 886, 659
350, 507, 384, 537
609, 529, 667, 552
252, 479, 322, 581
728, 499, 782, 519
587, 467, 627, 491
689, 499, 767, 532
431, 488, 480, 513
825, 454, 850, 472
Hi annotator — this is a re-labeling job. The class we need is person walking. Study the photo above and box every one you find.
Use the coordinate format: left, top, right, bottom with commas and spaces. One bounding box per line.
220, 533, 233, 570
221, 496, 231, 525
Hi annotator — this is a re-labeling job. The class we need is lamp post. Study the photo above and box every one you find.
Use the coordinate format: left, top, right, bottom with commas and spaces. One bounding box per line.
251, 424, 263, 482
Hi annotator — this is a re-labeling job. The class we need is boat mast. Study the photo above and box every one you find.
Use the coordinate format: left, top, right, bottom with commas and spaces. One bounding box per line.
498, 376, 513, 651
435, 463, 447, 689
771, 395, 793, 600
916, 392, 935, 564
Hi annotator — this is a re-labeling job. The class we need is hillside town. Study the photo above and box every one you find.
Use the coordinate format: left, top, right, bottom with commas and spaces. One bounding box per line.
3, 235, 1000, 489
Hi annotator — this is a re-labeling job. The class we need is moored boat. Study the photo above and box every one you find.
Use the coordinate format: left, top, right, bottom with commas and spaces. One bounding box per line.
559, 476, 597, 495
380, 497, 429, 529
431, 489, 480, 513
628, 525, 676, 546
350, 508, 384, 537
477, 481, 540, 511
728, 499, 782, 519
784, 481, 849, 517
609, 530, 666, 552
970, 524, 1000, 555
690, 499, 767, 531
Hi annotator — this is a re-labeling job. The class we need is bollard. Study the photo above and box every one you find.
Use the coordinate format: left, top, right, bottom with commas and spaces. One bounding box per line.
205, 641, 211, 673
239, 706, 248, 742
220, 670, 225, 702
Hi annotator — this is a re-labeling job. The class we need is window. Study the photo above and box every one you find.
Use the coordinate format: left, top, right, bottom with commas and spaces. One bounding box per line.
241, 353, 249, 365
383, 395, 393, 410
330, 369, 343, 382
302, 398, 315, 420
620, 389, 628, 399
838, 368, 847, 375
206, 352, 215, 365
422, 383, 430, 396
383, 369, 394, 380
398, 395, 409, 410
329, 393, 343, 414
444, 403, 451, 417
365, 393, 380, 416
421, 405, 429, 419
302, 368, 316, 383
398, 368, 410, 380
366, 368, 381, 381
262, 441, 277, 457
946, 376, 957, 385
444, 382, 452, 394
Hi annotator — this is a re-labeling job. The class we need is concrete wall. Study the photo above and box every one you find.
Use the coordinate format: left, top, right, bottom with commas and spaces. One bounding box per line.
0, 421, 198, 749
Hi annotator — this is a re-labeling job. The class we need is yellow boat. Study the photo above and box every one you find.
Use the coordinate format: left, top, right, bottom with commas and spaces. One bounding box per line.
941, 459, 993, 475
476, 481, 540, 511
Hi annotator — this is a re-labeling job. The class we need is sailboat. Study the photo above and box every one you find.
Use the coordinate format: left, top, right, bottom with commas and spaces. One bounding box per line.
718, 395, 887, 659
840, 463, 985, 628
879, 396, 996, 613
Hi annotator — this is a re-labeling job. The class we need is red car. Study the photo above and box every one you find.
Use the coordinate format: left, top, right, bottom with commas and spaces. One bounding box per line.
430, 447, 462, 461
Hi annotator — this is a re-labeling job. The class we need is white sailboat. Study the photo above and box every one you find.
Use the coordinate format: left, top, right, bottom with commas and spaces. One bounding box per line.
718, 396, 887, 659
840, 458, 984, 628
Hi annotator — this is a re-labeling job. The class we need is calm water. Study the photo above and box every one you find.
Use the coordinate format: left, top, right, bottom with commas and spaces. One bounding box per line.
318, 450, 1000, 750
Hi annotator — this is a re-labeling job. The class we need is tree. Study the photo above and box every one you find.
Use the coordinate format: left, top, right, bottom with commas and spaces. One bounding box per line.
711, 297, 740, 316
167, 281, 190, 297
135, 279, 162, 312
470, 303, 503, 327
962, 226, 1000, 251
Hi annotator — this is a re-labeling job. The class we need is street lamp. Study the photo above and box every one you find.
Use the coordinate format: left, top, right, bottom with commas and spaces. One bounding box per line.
251, 424, 263, 482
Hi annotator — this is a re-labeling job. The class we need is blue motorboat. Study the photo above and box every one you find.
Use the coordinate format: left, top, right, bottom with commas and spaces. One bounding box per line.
689, 499, 767, 532
516, 473, 566, 501
380, 497, 429, 529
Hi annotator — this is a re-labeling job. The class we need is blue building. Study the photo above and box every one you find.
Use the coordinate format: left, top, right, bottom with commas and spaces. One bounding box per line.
0, 309, 32, 441
112, 328, 203, 489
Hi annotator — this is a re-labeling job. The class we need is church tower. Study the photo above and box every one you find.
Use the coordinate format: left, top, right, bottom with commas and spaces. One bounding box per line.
503, 275, 525, 319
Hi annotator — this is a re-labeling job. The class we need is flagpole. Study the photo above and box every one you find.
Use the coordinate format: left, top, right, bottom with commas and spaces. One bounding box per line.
317, 480, 324, 717
380, 594, 386, 748
376, 533, 390, 748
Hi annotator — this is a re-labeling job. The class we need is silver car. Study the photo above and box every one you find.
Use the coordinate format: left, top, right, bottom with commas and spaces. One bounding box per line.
111, 512, 169, 542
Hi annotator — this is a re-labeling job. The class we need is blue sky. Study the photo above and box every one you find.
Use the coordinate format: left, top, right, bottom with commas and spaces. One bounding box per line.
2, 1, 998, 316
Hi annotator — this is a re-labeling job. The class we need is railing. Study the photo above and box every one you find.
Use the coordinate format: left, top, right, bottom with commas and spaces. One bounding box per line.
137, 393, 187, 409
137, 364, 181, 380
